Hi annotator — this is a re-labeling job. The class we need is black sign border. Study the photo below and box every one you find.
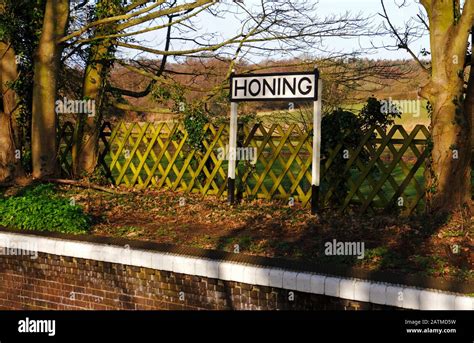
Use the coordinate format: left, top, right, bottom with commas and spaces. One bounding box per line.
229, 69, 319, 102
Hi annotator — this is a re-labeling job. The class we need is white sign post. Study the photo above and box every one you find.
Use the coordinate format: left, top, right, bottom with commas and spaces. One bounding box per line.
228, 69, 321, 214
311, 78, 323, 214
227, 100, 238, 204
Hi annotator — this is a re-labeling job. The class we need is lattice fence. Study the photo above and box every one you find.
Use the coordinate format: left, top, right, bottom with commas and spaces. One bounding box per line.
58, 121, 429, 214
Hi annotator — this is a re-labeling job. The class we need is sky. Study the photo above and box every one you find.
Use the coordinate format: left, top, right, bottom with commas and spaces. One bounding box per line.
311, 0, 429, 59
119, 0, 431, 62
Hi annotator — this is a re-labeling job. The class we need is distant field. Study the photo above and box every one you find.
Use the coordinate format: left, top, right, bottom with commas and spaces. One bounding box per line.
256, 99, 430, 131
342, 100, 430, 130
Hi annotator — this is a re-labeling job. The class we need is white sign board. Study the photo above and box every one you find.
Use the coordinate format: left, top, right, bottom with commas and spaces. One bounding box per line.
227, 69, 322, 214
230, 71, 319, 102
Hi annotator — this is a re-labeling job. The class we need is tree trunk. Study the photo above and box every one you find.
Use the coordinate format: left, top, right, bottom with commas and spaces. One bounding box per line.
465, 41, 474, 204
0, 41, 23, 183
420, 2, 473, 213
31, 0, 69, 179
72, 0, 118, 178
469, 27, 474, 164
72, 41, 110, 177
426, 90, 471, 212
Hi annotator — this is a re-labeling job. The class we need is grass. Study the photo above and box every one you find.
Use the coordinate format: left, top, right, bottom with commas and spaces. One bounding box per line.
0, 183, 91, 234
441, 228, 466, 238
256, 100, 430, 134
115, 225, 144, 237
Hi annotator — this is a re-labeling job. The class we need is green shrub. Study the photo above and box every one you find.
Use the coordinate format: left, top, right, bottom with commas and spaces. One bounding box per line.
320, 97, 401, 207
0, 184, 91, 234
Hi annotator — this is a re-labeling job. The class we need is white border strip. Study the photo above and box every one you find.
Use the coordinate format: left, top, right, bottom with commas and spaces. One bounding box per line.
0, 231, 472, 310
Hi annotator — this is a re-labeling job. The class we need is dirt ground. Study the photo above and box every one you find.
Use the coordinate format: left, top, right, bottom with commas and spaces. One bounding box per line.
54, 185, 473, 283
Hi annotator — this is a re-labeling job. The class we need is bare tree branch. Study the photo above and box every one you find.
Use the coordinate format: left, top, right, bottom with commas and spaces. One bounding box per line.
379, 0, 430, 75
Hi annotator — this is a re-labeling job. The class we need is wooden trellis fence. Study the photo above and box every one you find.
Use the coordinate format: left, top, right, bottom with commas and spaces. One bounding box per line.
58, 121, 429, 214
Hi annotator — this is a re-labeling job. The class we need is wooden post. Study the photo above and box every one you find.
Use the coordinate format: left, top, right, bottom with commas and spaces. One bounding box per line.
228, 100, 238, 204
311, 75, 322, 215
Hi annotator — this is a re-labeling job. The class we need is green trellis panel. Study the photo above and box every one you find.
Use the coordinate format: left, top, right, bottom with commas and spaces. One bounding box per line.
58, 121, 429, 214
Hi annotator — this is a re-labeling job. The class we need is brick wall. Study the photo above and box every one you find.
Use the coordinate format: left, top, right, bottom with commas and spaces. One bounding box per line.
0, 252, 392, 310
